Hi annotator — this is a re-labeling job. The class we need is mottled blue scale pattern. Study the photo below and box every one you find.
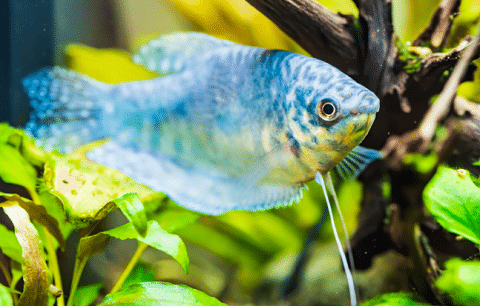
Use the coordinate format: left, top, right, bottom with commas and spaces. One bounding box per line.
22, 32, 380, 215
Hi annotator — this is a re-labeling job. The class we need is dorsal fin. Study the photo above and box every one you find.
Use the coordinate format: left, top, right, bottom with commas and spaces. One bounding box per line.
132, 32, 239, 75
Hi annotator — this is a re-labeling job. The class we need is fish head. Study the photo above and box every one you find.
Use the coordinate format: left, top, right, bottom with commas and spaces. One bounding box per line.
285, 65, 380, 174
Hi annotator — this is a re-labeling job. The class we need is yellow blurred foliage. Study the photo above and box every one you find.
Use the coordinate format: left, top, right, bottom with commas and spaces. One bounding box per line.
163, 0, 359, 54
164, 0, 305, 53
65, 44, 158, 83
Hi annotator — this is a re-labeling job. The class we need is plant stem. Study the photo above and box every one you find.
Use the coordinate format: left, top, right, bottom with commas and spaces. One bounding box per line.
109, 242, 148, 294
9, 260, 20, 305
0, 260, 17, 305
66, 256, 87, 306
46, 232, 65, 306
0, 260, 12, 285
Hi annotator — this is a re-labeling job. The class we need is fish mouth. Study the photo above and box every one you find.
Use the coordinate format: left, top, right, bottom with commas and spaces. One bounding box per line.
344, 113, 376, 146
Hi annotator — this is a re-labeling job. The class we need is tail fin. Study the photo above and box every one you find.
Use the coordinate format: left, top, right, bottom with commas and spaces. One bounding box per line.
23, 67, 112, 153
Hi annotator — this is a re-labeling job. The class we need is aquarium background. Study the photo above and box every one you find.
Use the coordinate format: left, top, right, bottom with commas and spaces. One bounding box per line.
3, 0, 480, 305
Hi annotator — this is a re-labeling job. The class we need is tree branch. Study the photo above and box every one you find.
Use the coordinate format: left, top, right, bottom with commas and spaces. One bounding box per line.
244, 0, 360, 76
413, 0, 461, 49
354, 0, 394, 92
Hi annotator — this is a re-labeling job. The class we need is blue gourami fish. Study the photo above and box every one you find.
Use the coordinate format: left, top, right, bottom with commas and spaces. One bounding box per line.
23, 32, 380, 215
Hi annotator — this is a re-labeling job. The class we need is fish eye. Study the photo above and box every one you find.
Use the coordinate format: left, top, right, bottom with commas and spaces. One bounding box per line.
317, 99, 339, 121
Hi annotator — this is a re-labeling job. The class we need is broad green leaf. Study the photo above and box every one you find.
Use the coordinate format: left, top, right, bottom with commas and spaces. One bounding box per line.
10, 260, 23, 291
423, 166, 480, 244
73, 283, 104, 306
219, 211, 302, 254
113, 193, 148, 237
403, 153, 438, 174
69, 233, 111, 306
436, 258, 480, 305
4, 204, 49, 306
37, 181, 73, 244
0, 223, 23, 263
0, 125, 38, 199
0, 123, 17, 143
177, 222, 264, 287
104, 220, 188, 273
0, 124, 47, 167
75, 234, 111, 282
140, 193, 169, 216
99, 282, 227, 306
122, 262, 155, 289
360, 292, 432, 306
44, 151, 155, 228
0, 283, 14, 306
0, 193, 66, 251
178, 222, 263, 267
152, 209, 199, 233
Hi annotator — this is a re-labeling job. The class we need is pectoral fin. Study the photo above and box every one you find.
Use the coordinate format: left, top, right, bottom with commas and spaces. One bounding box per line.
334, 146, 382, 179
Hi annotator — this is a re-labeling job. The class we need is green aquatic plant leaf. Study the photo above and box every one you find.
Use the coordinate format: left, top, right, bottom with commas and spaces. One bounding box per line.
122, 261, 155, 289
0, 284, 14, 306
73, 283, 104, 306
99, 282, 227, 306
0, 193, 66, 251
403, 153, 438, 174
436, 258, 480, 305
3, 204, 49, 306
36, 181, 73, 246
0, 124, 39, 199
10, 260, 23, 293
70, 232, 111, 305
104, 220, 188, 273
113, 193, 148, 237
0, 223, 23, 264
44, 149, 156, 228
360, 292, 432, 305
423, 166, 480, 244
151, 209, 199, 233
219, 210, 303, 254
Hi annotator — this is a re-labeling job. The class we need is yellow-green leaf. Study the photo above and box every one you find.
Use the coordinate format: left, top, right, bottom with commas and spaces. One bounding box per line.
104, 220, 189, 273
436, 258, 480, 305
0, 283, 14, 306
423, 166, 480, 244
0, 193, 66, 251
73, 283, 104, 306
151, 209, 199, 233
113, 193, 148, 237
0, 125, 38, 199
0, 223, 23, 264
3, 204, 49, 306
99, 282, 227, 306
360, 292, 432, 306
44, 152, 155, 228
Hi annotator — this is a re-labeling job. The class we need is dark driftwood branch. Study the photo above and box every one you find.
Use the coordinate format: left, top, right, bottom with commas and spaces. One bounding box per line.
418, 31, 480, 143
413, 0, 461, 49
244, 0, 359, 76
354, 0, 395, 92
383, 28, 480, 167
